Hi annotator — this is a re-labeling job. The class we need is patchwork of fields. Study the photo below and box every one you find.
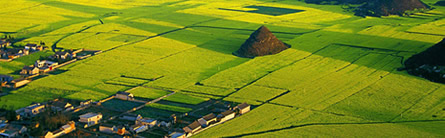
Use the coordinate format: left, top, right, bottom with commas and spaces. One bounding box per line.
1, 0, 445, 137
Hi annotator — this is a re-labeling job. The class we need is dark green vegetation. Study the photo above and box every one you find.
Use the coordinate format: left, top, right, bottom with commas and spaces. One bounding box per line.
219, 5, 305, 16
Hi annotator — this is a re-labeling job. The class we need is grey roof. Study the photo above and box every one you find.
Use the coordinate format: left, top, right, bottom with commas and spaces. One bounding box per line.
236, 103, 250, 109
100, 123, 115, 128
116, 91, 131, 95
220, 110, 235, 116
79, 112, 101, 118
202, 113, 216, 121
187, 121, 201, 129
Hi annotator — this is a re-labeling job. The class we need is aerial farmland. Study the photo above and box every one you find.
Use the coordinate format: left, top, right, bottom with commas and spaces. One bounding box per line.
0, 0, 444, 137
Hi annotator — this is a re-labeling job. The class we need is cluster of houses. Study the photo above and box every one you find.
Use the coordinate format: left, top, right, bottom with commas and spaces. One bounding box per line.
1, 89, 252, 138
0, 121, 28, 137
0, 74, 32, 89
97, 113, 159, 136
0, 42, 46, 60
0, 99, 81, 138
183, 103, 250, 137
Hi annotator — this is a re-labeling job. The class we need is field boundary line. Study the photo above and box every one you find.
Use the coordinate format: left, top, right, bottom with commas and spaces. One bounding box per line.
389, 86, 442, 122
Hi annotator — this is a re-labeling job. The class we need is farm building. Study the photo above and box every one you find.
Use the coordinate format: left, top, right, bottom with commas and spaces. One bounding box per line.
120, 113, 142, 121
136, 118, 157, 127
99, 124, 116, 134
130, 124, 148, 133
234, 103, 251, 115
34, 60, 58, 72
20, 65, 39, 75
218, 110, 236, 122
79, 113, 102, 127
0, 75, 13, 83
80, 99, 92, 106
198, 113, 217, 126
115, 91, 134, 100
50, 100, 73, 112
24, 103, 45, 117
7, 79, 31, 89
167, 132, 186, 138
24, 43, 44, 51
0, 39, 11, 48
50, 51, 76, 61
0, 124, 27, 138
183, 121, 201, 134
45, 121, 75, 138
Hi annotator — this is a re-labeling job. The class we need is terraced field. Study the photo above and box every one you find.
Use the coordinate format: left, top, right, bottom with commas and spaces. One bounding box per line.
1, 0, 445, 137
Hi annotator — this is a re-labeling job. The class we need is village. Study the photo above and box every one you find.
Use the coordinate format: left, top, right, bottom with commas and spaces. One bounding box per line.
0, 39, 99, 91
0, 89, 251, 138
0, 35, 252, 138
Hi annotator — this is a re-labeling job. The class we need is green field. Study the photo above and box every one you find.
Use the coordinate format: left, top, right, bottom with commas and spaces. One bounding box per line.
1, 0, 445, 137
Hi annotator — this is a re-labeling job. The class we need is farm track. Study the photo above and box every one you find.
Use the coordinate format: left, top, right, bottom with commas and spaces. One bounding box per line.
224, 119, 445, 138
51, 23, 102, 51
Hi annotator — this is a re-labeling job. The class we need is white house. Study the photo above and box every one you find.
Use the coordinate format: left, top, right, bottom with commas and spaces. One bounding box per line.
136, 118, 157, 128
79, 113, 102, 127
218, 110, 235, 122
197, 113, 217, 127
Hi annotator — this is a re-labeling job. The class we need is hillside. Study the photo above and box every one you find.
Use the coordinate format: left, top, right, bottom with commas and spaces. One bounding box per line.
233, 26, 290, 58
356, 0, 429, 16
405, 39, 445, 83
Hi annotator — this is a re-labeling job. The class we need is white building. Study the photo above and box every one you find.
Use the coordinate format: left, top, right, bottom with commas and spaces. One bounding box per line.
79, 113, 102, 127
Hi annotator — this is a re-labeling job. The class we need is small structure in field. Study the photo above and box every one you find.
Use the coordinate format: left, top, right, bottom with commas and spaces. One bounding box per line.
115, 91, 134, 100
197, 113, 217, 127
218, 110, 236, 122
183, 121, 201, 134
234, 103, 251, 115
79, 113, 102, 128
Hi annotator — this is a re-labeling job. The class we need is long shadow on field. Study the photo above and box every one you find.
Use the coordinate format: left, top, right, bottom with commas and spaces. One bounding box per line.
34, 0, 439, 78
